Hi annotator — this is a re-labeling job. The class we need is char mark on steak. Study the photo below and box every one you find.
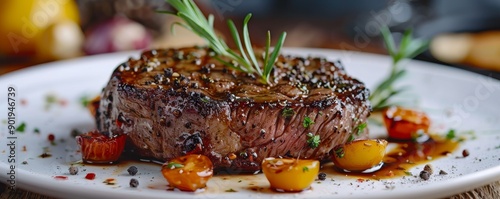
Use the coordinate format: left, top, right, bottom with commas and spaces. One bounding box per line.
96, 47, 371, 173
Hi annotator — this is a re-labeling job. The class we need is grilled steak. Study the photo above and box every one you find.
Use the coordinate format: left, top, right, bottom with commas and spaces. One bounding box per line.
96, 47, 371, 173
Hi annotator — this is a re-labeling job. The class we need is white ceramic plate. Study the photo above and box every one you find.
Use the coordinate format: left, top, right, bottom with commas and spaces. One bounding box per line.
1, 48, 499, 199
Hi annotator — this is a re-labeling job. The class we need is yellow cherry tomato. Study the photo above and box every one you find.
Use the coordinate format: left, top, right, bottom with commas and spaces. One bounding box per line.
261, 158, 319, 192
383, 106, 431, 140
332, 139, 388, 172
161, 154, 213, 192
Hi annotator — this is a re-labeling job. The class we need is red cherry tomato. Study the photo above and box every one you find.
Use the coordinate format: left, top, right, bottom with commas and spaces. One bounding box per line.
383, 106, 431, 141
76, 130, 126, 164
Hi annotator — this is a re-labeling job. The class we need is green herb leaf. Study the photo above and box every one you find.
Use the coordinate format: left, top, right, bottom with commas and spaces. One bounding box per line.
46, 94, 57, 103
404, 171, 412, 176
227, 19, 252, 71
80, 96, 91, 107
302, 166, 309, 172
306, 133, 321, 149
163, 0, 286, 85
334, 147, 344, 158
355, 123, 367, 135
281, 108, 295, 118
381, 27, 396, 59
225, 188, 237, 192
263, 31, 271, 77
347, 134, 355, 142
303, 116, 315, 128
16, 122, 26, 132
166, 162, 184, 169
34, 128, 40, 134
262, 32, 287, 84
446, 129, 456, 140
200, 96, 210, 103
242, 14, 261, 75
45, 94, 57, 110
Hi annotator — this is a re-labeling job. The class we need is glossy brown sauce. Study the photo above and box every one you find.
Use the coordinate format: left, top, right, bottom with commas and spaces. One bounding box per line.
325, 135, 459, 179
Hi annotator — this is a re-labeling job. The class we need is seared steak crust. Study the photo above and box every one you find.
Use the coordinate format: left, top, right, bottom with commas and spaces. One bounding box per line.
96, 47, 371, 172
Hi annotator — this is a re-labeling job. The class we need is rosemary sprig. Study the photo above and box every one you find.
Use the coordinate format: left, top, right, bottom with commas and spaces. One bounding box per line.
369, 27, 428, 111
161, 0, 286, 85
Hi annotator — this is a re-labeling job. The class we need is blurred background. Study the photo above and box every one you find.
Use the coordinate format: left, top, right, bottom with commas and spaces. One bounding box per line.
0, 0, 499, 78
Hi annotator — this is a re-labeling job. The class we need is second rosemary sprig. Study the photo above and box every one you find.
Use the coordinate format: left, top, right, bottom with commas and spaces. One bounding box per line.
369, 27, 428, 111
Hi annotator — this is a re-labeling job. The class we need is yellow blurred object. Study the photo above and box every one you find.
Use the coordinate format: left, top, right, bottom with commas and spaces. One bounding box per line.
35, 20, 84, 61
430, 33, 472, 64
466, 31, 500, 71
430, 31, 500, 71
0, 0, 80, 57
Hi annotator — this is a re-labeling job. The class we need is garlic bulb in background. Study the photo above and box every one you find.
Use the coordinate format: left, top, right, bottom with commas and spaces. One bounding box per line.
83, 17, 152, 55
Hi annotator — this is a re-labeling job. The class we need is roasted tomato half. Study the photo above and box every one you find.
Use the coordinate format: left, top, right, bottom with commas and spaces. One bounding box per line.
161, 154, 214, 192
383, 106, 431, 141
332, 139, 388, 172
261, 158, 319, 192
76, 130, 126, 164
